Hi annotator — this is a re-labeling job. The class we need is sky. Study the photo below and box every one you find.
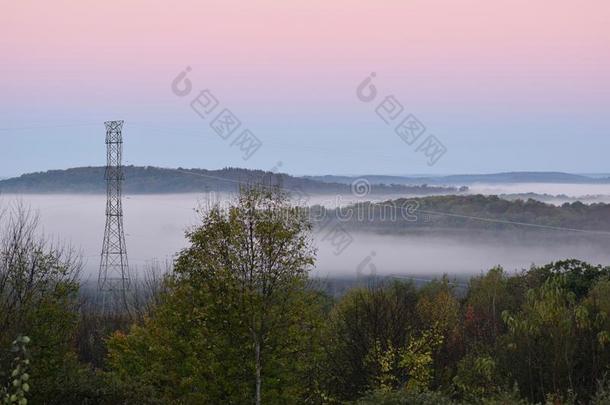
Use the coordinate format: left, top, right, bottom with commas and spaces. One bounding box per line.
1, 0, 609, 178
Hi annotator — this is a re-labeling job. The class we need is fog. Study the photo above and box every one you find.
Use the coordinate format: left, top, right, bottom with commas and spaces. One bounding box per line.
0, 194, 204, 281
313, 232, 610, 278
467, 182, 610, 199
2, 192, 610, 281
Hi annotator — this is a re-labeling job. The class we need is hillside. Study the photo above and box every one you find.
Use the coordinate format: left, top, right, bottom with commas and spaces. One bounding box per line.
314, 194, 610, 234
307, 172, 610, 185
0, 166, 462, 195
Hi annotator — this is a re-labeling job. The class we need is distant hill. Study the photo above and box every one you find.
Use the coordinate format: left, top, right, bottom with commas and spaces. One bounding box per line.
0, 166, 461, 195
314, 194, 610, 234
307, 172, 610, 185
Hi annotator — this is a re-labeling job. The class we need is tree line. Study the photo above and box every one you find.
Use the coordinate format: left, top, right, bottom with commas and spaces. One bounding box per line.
315, 194, 610, 233
0, 166, 457, 195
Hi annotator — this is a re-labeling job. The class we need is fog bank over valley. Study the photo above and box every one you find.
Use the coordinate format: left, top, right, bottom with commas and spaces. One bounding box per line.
3, 192, 610, 281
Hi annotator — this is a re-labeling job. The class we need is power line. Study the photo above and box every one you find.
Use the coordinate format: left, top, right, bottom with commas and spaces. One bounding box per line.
0, 122, 100, 132
3, 120, 609, 238
167, 168, 610, 237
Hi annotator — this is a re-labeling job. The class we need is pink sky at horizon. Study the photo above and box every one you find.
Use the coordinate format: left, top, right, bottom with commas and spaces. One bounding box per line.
1, 0, 609, 176
3, 1, 608, 103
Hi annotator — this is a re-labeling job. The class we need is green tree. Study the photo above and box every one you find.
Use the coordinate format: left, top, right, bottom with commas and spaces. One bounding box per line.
0, 205, 82, 403
464, 267, 524, 347
108, 187, 326, 404
526, 260, 610, 300
1, 336, 30, 405
500, 262, 610, 403
322, 281, 420, 401
502, 275, 586, 401
415, 277, 461, 389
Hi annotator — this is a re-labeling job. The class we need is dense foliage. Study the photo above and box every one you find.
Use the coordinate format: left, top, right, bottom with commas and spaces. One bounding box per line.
2, 191, 610, 404
317, 194, 610, 233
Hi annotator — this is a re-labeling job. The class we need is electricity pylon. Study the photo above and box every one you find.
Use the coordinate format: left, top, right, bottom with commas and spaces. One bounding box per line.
98, 120, 130, 311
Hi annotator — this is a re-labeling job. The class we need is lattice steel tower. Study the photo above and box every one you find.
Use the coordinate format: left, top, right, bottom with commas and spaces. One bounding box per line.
98, 120, 130, 298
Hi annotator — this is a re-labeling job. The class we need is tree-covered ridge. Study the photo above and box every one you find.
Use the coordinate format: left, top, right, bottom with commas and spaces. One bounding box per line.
318, 194, 610, 232
0, 166, 461, 195
307, 172, 610, 185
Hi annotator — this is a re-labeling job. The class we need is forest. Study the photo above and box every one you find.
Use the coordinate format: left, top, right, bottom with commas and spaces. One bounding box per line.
317, 195, 610, 233
2, 188, 610, 404
0, 166, 459, 196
